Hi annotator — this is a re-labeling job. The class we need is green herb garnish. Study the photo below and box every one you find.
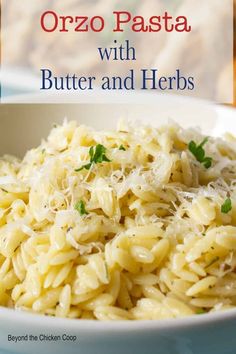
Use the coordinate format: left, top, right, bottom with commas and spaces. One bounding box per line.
196, 309, 206, 315
75, 163, 92, 172
75, 144, 111, 172
74, 200, 88, 216
0, 188, 8, 193
119, 144, 126, 151
221, 198, 232, 214
188, 138, 212, 169
104, 261, 110, 282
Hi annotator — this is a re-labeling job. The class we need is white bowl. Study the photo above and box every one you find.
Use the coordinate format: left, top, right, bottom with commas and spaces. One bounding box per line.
0, 94, 236, 354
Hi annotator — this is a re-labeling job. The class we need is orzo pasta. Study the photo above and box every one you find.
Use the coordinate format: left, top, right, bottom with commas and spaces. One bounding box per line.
1, 119, 236, 320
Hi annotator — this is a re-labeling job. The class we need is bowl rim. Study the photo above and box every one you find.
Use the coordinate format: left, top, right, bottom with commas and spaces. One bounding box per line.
1, 305, 236, 333
2, 89, 236, 107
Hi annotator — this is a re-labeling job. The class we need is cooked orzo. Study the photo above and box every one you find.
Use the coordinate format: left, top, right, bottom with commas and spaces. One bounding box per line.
1, 119, 236, 320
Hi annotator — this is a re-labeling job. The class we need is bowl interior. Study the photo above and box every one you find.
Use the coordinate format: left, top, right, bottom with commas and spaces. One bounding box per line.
1, 95, 234, 158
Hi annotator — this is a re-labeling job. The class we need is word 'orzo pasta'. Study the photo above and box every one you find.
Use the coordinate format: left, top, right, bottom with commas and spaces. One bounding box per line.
1, 119, 236, 320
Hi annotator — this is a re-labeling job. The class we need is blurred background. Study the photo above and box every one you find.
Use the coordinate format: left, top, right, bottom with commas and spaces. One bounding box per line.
0, 0, 235, 105
228, 0, 236, 106
232, 0, 235, 106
